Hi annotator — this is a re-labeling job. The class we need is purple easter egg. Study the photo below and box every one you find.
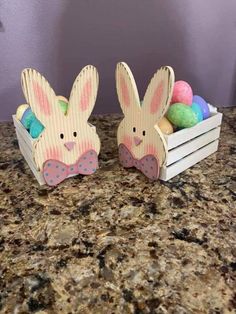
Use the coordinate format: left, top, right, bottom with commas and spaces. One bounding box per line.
192, 95, 210, 119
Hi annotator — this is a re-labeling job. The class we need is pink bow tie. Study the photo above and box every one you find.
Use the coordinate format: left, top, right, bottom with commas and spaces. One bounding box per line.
119, 144, 159, 180
43, 149, 98, 186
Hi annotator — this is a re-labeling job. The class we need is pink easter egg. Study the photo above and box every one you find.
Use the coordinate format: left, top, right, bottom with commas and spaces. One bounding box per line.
171, 80, 193, 106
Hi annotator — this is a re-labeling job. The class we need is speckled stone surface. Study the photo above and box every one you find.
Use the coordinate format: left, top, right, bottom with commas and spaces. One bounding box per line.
0, 109, 235, 314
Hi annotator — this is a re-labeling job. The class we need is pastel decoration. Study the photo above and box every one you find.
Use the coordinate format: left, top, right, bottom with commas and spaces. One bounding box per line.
116, 62, 175, 180
21, 107, 36, 129
158, 117, 174, 135
167, 103, 198, 128
119, 144, 159, 180
43, 149, 98, 186
171, 81, 193, 106
192, 95, 210, 119
16, 104, 29, 120
57, 96, 68, 114
191, 102, 203, 123
20, 66, 101, 186
29, 118, 45, 139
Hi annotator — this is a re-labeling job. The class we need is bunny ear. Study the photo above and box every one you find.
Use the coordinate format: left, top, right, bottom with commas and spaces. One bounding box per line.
67, 65, 99, 121
116, 62, 140, 116
142, 66, 175, 123
21, 68, 62, 126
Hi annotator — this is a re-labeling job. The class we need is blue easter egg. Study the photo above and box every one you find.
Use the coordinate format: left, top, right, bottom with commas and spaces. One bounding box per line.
192, 95, 210, 119
29, 118, 44, 138
191, 103, 203, 123
21, 108, 36, 129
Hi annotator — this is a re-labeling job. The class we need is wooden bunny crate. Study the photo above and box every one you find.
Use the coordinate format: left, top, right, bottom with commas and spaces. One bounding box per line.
159, 108, 222, 181
12, 115, 97, 185
13, 66, 101, 186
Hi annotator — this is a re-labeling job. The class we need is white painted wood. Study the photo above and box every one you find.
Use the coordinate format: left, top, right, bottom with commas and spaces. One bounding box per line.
166, 127, 221, 166
18, 139, 45, 185
160, 140, 219, 181
13, 115, 35, 148
165, 112, 222, 150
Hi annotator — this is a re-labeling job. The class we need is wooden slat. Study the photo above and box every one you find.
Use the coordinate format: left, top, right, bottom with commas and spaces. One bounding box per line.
18, 140, 45, 185
13, 115, 35, 148
165, 112, 222, 150
166, 127, 221, 166
160, 140, 219, 181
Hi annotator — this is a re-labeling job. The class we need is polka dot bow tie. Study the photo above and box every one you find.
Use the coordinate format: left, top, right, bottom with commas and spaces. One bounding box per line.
119, 144, 159, 180
43, 150, 98, 186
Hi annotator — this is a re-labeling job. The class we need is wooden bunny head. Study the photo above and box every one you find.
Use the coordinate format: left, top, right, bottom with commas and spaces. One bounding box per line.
21, 66, 100, 186
116, 62, 174, 180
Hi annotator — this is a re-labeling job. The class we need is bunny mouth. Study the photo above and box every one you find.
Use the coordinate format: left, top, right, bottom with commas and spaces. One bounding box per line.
134, 136, 143, 146
64, 141, 76, 151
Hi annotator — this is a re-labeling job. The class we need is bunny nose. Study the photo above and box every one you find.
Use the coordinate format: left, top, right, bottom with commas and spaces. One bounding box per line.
64, 141, 75, 151
134, 136, 142, 146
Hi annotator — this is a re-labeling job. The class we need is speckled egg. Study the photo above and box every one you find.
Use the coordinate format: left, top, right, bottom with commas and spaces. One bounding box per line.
29, 118, 44, 138
158, 117, 174, 135
167, 103, 198, 128
191, 103, 203, 122
171, 81, 193, 106
192, 95, 210, 119
21, 108, 36, 129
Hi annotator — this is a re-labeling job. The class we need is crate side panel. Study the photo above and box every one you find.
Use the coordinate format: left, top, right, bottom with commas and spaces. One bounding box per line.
165, 112, 222, 149
166, 127, 221, 166
160, 140, 219, 181
18, 141, 45, 185
13, 115, 35, 148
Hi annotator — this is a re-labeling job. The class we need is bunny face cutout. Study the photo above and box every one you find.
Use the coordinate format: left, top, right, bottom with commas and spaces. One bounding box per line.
21, 66, 100, 184
116, 62, 174, 180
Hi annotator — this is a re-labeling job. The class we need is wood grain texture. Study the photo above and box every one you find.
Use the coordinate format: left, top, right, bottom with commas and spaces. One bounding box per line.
21, 67, 100, 171
116, 62, 175, 167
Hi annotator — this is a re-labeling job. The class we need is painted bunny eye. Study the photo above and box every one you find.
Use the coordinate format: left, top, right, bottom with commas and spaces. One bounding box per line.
60, 133, 64, 139
133, 127, 136, 133
73, 131, 77, 137
142, 130, 146, 136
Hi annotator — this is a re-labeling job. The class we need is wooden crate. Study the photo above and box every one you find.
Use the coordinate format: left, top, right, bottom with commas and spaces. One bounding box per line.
159, 110, 223, 181
12, 115, 96, 185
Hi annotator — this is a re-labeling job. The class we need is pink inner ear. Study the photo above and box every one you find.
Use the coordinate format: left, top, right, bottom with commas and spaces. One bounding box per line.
150, 81, 164, 114
79, 79, 92, 111
120, 75, 130, 107
33, 81, 51, 116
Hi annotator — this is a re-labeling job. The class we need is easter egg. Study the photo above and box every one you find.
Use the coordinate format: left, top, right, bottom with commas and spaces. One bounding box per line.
171, 81, 193, 106
192, 95, 210, 119
21, 108, 36, 129
58, 96, 68, 114
29, 118, 44, 138
158, 117, 174, 135
167, 103, 198, 128
16, 104, 29, 120
191, 103, 203, 123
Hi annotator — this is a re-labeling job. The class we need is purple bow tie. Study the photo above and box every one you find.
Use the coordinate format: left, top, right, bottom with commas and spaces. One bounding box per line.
119, 144, 159, 180
43, 149, 98, 186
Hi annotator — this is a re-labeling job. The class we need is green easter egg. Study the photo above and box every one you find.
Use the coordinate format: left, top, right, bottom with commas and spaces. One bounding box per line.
58, 99, 68, 114
21, 108, 36, 129
167, 103, 198, 128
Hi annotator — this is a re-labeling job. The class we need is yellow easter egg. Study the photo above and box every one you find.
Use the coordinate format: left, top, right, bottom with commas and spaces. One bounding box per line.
16, 104, 29, 120
158, 117, 174, 135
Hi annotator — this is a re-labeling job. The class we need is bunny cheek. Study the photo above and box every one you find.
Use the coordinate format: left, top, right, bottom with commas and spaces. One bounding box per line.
122, 135, 132, 150
145, 144, 157, 156
77, 140, 93, 155
45, 147, 62, 161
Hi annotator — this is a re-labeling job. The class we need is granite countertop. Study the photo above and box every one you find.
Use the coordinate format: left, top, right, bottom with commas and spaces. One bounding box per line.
0, 108, 235, 314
